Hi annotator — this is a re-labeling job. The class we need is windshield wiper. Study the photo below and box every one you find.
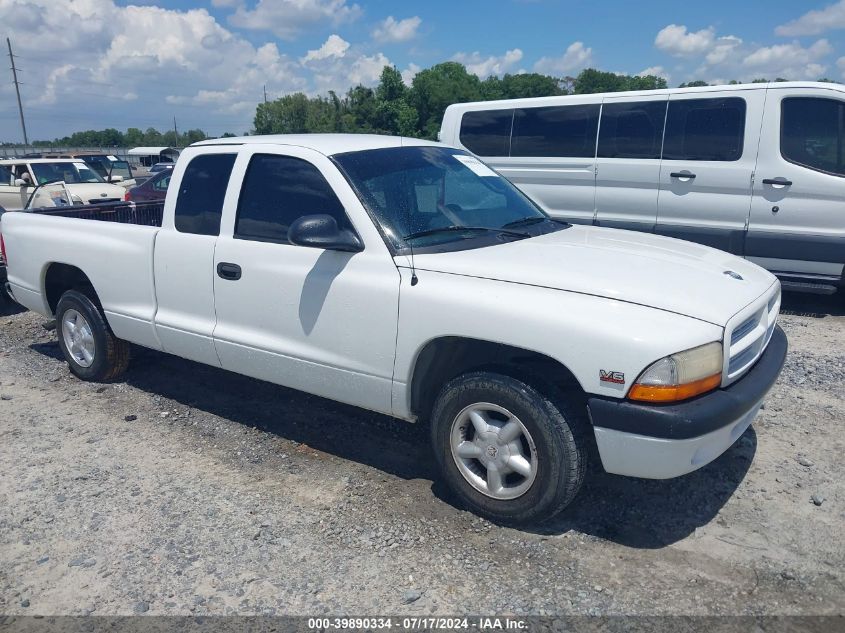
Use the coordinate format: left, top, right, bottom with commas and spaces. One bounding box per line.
403, 225, 530, 241
502, 216, 547, 228
503, 216, 570, 229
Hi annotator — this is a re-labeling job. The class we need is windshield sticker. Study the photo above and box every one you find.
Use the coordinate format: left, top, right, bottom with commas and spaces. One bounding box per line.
453, 154, 498, 178
107, 155, 118, 161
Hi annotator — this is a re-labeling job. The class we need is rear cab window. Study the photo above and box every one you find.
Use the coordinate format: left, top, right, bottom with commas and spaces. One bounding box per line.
174, 153, 236, 235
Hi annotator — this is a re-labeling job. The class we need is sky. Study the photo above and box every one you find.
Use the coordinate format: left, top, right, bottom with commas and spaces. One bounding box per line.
2, 0, 845, 141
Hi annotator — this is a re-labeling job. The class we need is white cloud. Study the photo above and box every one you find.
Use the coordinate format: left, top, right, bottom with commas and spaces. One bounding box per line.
705, 35, 743, 65
401, 63, 422, 86
741, 39, 832, 78
452, 49, 524, 78
372, 16, 421, 43
654, 24, 715, 56
300, 35, 390, 93
301, 34, 350, 62
776, 1, 845, 37
532, 42, 593, 76
638, 66, 670, 82
0, 0, 402, 137
227, 0, 362, 40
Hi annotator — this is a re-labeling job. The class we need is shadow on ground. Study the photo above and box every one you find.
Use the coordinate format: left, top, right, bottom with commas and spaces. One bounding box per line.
31, 339, 755, 549
780, 291, 843, 318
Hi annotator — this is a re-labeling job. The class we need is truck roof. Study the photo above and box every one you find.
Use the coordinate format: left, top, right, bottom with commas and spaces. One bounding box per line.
192, 133, 444, 156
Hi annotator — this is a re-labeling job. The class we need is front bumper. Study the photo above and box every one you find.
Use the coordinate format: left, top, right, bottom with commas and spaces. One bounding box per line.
587, 325, 787, 479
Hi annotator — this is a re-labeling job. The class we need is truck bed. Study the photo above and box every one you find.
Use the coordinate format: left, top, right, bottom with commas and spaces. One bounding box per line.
30, 200, 164, 227
2, 201, 163, 349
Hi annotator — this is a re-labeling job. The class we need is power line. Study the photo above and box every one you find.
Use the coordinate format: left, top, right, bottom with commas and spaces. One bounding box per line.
7, 37, 28, 146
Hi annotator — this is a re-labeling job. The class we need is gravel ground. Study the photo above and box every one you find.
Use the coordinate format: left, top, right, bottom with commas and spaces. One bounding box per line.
0, 293, 843, 617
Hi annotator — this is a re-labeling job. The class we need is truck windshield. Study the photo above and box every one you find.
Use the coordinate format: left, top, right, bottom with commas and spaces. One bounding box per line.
333, 146, 557, 250
31, 162, 105, 185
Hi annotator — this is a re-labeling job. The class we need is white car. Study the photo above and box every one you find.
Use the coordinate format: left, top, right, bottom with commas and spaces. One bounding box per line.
1, 134, 787, 524
441, 81, 845, 295
0, 158, 126, 210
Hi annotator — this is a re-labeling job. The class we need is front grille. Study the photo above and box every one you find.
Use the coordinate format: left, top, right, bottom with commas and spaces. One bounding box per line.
724, 285, 780, 385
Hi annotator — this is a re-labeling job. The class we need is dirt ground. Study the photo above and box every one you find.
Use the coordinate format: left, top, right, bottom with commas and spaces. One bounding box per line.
0, 293, 842, 617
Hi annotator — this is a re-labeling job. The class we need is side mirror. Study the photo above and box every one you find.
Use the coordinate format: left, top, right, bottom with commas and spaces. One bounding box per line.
108, 175, 124, 183
288, 214, 363, 253
14, 178, 27, 187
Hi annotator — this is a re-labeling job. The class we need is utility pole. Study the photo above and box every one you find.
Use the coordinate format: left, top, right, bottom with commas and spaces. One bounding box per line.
263, 84, 268, 103
173, 116, 178, 146
6, 37, 28, 146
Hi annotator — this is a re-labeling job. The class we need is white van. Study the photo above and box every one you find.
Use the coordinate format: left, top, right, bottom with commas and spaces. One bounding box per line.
440, 82, 845, 294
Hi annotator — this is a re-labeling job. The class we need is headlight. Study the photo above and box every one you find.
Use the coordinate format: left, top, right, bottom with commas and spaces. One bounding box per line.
628, 341, 723, 403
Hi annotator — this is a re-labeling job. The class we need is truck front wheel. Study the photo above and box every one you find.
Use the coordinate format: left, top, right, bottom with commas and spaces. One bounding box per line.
430, 371, 588, 525
56, 290, 129, 382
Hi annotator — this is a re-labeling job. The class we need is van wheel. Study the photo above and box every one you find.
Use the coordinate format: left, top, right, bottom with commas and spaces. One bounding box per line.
430, 371, 588, 525
56, 290, 129, 382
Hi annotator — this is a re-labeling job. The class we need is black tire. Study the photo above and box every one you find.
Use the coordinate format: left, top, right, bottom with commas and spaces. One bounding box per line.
55, 289, 129, 382
430, 371, 588, 525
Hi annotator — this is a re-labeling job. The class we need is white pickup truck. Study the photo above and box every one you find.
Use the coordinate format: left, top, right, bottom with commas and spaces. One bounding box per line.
0, 134, 787, 524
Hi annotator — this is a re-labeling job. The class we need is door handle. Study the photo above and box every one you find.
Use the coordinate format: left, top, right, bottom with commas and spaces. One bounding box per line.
216, 262, 242, 280
762, 178, 792, 186
669, 172, 696, 179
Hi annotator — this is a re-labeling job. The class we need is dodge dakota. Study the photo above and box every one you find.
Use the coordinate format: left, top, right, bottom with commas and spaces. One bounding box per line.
0, 134, 787, 524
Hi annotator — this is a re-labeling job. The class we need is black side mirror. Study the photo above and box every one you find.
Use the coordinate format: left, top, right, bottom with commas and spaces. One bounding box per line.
288, 214, 363, 253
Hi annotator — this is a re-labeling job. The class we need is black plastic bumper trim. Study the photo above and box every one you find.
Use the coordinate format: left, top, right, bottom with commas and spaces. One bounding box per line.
587, 325, 787, 440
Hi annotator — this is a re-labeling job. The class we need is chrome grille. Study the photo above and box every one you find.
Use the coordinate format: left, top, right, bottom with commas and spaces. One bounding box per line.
723, 285, 781, 385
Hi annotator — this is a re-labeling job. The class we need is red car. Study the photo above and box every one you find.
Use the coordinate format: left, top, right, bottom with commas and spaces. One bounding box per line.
125, 169, 171, 202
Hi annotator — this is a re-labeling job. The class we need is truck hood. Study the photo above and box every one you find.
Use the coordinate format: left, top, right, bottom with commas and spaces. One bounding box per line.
65, 183, 125, 202
404, 225, 777, 326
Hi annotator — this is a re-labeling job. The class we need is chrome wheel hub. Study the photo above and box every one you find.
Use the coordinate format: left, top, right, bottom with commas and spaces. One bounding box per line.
61, 309, 95, 368
450, 402, 538, 500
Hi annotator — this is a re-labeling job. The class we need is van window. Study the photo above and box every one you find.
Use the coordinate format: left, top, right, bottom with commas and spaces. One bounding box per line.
459, 109, 513, 156
781, 97, 845, 176
663, 97, 745, 161
511, 104, 600, 158
0, 165, 12, 185
174, 153, 236, 236
235, 154, 350, 244
597, 101, 667, 159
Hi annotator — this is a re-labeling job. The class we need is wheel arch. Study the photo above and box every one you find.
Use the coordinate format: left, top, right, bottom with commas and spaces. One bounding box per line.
43, 262, 101, 316
408, 336, 586, 422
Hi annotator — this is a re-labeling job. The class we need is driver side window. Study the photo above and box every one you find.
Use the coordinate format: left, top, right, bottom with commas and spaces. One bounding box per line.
0, 165, 13, 186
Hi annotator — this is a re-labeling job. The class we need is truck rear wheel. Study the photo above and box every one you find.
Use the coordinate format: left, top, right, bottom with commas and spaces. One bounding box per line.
430, 371, 588, 525
56, 290, 129, 382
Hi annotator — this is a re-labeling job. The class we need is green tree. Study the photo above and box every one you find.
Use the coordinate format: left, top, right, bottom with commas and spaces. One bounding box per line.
678, 80, 709, 88
254, 93, 311, 134
409, 62, 482, 138
574, 68, 667, 94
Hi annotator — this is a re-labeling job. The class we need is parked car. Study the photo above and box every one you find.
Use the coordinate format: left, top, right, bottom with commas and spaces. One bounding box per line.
41, 152, 138, 189
0, 159, 125, 210
441, 81, 845, 295
148, 162, 174, 174
124, 169, 170, 202
1, 134, 786, 524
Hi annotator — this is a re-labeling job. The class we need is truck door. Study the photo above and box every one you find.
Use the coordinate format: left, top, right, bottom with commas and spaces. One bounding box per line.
594, 94, 668, 232
655, 89, 765, 254
153, 149, 237, 366
746, 87, 845, 286
211, 146, 401, 415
